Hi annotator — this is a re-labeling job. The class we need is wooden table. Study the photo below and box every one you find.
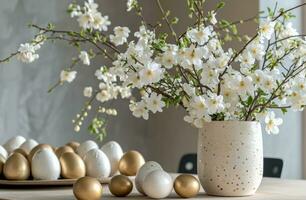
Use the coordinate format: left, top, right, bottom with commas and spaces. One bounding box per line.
0, 176, 306, 200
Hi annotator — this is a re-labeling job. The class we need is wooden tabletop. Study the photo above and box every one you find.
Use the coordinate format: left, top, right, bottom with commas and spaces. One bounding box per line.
0, 176, 306, 200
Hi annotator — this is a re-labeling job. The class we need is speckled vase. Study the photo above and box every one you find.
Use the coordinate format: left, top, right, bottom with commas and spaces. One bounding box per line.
198, 121, 263, 196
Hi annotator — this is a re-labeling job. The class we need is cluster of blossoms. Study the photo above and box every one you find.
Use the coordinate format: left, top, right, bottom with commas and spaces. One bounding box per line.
3, 0, 306, 137
68, 0, 110, 31
17, 43, 40, 63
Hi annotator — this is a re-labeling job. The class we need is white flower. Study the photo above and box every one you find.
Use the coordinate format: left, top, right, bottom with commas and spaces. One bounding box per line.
253, 70, 277, 93
77, 13, 93, 29
183, 114, 211, 128
160, 50, 177, 69
144, 93, 165, 113
238, 52, 255, 69
120, 87, 132, 98
60, 70, 77, 83
265, 111, 283, 134
139, 62, 164, 85
182, 83, 196, 96
182, 45, 205, 69
210, 11, 217, 25
221, 86, 239, 106
83, 87, 93, 97
287, 91, 306, 111
259, 19, 275, 40
261, 75, 277, 93
232, 75, 254, 97
96, 90, 111, 102
206, 93, 225, 114
92, 13, 111, 31
292, 77, 306, 94
134, 25, 155, 46
126, 72, 142, 88
186, 26, 212, 45
79, 51, 90, 65
246, 40, 265, 60
93, 14, 111, 31
95, 67, 106, 80
77, 0, 110, 31
207, 38, 221, 52
189, 96, 208, 118
127, 0, 137, 11
200, 66, 218, 87
68, 4, 81, 18
253, 70, 264, 86
279, 22, 298, 39
94, 67, 117, 84
85, 0, 98, 12
215, 54, 230, 71
129, 101, 149, 120
114, 26, 130, 38
17, 43, 40, 63
110, 26, 130, 46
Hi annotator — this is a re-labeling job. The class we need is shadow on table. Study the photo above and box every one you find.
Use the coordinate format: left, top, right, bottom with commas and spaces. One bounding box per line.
0, 185, 72, 189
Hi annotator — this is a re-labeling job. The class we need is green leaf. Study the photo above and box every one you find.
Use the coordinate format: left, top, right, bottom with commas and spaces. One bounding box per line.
88, 117, 107, 141
47, 23, 55, 30
217, 1, 225, 9
281, 108, 287, 114
171, 17, 179, 24
246, 96, 253, 106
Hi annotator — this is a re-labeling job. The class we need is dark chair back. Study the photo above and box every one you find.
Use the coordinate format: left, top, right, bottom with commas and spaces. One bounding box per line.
263, 158, 283, 178
178, 153, 197, 174
178, 154, 283, 178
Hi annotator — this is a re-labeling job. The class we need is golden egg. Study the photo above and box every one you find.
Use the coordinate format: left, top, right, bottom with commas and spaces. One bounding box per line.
119, 150, 145, 176
55, 146, 74, 158
66, 141, 80, 152
28, 144, 53, 162
13, 148, 28, 157
0, 156, 5, 175
174, 174, 200, 198
60, 152, 86, 179
73, 176, 103, 200
109, 175, 133, 197
3, 153, 30, 180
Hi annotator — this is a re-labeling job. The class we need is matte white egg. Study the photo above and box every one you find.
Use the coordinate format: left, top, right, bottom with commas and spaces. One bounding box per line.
143, 170, 173, 199
3, 136, 26, 153
0, 145, 8, 160
135, 161, 163, 194
101, 141, 123, 176
20, 139, 39, 154
76, 140, 98, 159
31, 149, 61, 180
84, 148, 111, 178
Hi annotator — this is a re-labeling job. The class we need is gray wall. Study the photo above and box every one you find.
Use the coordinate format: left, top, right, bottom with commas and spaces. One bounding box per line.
0, 0, 304, 179
0, 0, 148, 154
259, 0, 304, 179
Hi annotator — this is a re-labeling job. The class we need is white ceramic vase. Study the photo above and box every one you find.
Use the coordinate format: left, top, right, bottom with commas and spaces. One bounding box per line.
198, 121, 263, 196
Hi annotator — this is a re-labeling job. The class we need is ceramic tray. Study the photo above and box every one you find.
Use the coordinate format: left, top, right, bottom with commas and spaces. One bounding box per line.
0, 177, 111, 186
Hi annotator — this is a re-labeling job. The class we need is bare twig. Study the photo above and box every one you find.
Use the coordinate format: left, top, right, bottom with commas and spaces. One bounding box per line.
156, 0, 178, 42
0, 52, 19, 63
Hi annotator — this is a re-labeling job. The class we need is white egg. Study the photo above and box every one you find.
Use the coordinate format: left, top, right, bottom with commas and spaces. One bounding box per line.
20, 139, 39, 154
143, 170, 173, 199
76, 140, 98, 159
135, 161, 163, 194
0, 145, 8, 160
100, 141, 123, 176
84, 148, 111, 178
3, 135, 26, 153
31, 149, 61, 180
